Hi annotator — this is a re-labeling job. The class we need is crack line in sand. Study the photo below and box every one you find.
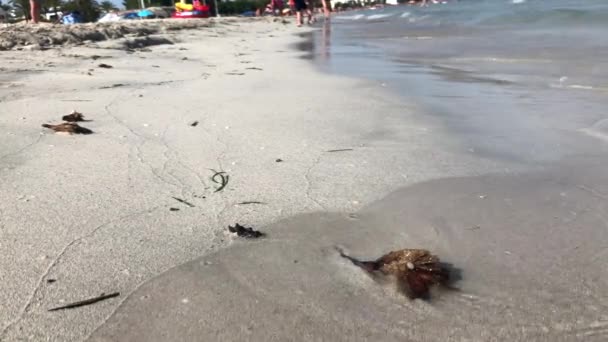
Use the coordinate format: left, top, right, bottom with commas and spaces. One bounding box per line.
0, 134, 43, 162
207, 122, 231, 232
157, 125, 213, 200
0, 206, 161, 338
159, 125, 187, 198
163, 106, 208, 194
104, 91, 180, 191
304, 153, 326, 211
162, 135, 207, 198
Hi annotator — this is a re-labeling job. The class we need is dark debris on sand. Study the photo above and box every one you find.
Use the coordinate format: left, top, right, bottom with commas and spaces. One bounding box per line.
42, 122, 93, 135
48, 292, 120, 311
338, 247, 455, 299
326, 148, 354, 153
172, 196, 195, 207
62, 110, 88, 122
237, 201, 266, 205
228, 223, 265, 239
211, 170, 229, 193
99, 84, 126, 89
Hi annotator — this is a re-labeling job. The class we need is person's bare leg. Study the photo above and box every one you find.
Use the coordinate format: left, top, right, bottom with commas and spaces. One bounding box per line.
30, 0, 40, 23
321, 0, 330, 18
296, 11, 302, 26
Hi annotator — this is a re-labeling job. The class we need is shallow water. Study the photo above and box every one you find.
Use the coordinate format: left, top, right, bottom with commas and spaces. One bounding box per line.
305, 0, 608, 164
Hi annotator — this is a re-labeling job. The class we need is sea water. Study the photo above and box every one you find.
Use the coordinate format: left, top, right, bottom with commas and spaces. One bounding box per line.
305, 0, 608, 164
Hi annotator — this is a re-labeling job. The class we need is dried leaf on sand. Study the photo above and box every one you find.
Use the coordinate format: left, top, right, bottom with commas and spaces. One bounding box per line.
42, 122, 93, 135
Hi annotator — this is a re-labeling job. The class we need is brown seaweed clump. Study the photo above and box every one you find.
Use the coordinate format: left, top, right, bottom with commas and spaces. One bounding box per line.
339, 248, 451, 299
62, 110, 87, 122
42, 122, 93, 135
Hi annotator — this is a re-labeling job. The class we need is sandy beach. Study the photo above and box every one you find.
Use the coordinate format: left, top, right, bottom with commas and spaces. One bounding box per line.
1, 14, 607, 342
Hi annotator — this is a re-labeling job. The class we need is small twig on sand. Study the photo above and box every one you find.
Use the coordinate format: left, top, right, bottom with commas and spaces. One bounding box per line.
48, 292, 120, 311
99, 84, 126, 89
211, 170, 229, 193
326, 148, 354, 153
237, 201, 266, 205
172, 197, 195, 207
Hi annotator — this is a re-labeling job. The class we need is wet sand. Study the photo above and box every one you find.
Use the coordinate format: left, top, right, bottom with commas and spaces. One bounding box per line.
90, 159, 608, 341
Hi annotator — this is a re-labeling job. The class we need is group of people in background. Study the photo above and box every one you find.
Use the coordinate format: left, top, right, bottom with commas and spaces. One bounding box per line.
262, 0, 330, 27
24, 0, 330, 26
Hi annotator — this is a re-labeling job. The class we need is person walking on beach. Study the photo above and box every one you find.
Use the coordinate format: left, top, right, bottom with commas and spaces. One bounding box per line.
293, 0, 311, 26
321, 0, 330, 19
30, 0, 41, 23
307, 0, 330, 22
270, 0, 284, 16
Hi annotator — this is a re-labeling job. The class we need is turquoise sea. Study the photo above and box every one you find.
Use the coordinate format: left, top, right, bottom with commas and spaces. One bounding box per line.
305, 0, 608, 164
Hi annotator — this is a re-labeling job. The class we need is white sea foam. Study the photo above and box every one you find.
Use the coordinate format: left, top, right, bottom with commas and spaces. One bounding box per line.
367, 14, 394, 20
512, 0, 526, 4
408, 14, 430, 23
334, 14, 365, 20
579, 118, 608, 143
400, 12, 411, 18
569, 84, 594, 90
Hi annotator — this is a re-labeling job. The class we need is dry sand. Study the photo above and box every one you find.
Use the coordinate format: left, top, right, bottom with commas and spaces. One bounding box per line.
1, 17, 606, 342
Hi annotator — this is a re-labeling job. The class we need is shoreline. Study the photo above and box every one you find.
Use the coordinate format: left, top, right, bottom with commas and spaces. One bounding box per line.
2, 14, 607, 341
0, 19, 504, 341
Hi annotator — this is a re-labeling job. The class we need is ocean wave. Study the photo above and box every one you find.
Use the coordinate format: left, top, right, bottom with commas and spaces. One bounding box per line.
478, 5, 608, 27
334, 14, 365, 21
407, 14, 431, 23
337, 0, 608, 29
366, 14, 395, 20
579, 118, 608, 143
